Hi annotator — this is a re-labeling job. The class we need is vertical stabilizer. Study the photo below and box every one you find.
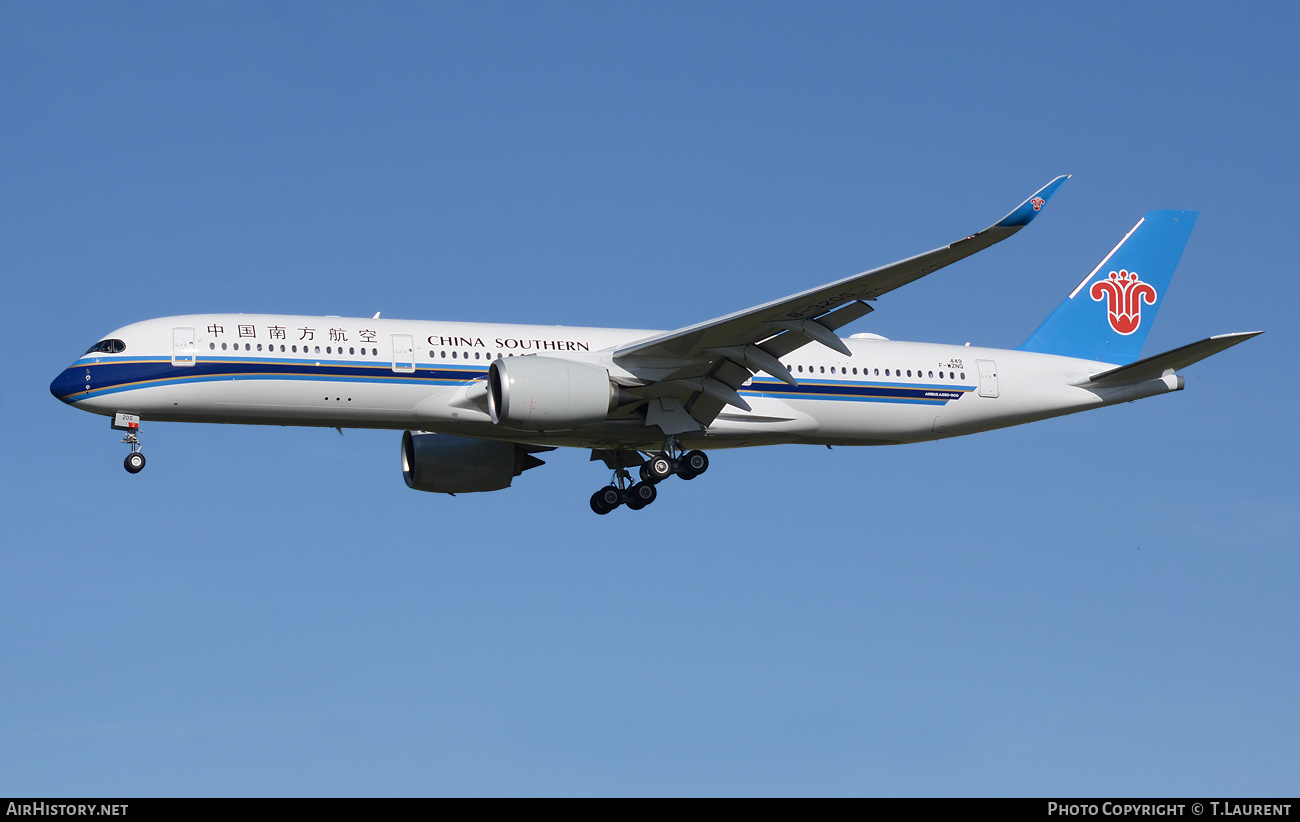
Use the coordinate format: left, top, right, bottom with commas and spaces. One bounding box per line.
1018, 210, 1197, 364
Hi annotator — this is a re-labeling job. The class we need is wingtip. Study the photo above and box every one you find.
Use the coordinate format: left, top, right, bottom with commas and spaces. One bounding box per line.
994, 175, 1070, 228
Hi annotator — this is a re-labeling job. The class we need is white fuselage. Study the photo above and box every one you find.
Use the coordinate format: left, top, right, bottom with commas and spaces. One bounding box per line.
51, 313, 1175, 451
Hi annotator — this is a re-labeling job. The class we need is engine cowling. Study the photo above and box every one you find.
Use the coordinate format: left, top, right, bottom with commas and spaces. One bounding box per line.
401, 431, 546, 494
488, 356, 615, 430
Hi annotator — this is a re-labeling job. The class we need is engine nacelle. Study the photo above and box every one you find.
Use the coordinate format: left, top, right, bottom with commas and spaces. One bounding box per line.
488, 356, 615, 430
401, 431, 546, 494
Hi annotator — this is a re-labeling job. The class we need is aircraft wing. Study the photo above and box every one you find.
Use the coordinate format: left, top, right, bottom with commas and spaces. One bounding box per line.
612, 176, 1070, 429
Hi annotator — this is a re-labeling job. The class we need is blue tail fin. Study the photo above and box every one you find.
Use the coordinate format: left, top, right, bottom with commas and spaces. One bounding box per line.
1017, 210, 1198, 364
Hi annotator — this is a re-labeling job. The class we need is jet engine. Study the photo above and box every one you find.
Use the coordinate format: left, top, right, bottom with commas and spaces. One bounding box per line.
488, 356, 616, 430
401, 431, 549, 494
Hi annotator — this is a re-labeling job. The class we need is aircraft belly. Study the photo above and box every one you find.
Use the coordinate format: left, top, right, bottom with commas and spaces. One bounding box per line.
770, 369, 1105, 444
927, 376, 1102, 437
705, 395, 818, 437
98, 379, 460, 429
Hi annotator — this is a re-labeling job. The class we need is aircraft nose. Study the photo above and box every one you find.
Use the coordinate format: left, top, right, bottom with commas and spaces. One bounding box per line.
50, 366, 84, 403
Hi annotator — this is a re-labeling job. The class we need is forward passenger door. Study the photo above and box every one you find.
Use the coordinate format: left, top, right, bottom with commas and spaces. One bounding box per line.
172, 327, 196, 367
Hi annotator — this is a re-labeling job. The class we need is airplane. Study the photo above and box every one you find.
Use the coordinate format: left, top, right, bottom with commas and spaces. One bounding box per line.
50, 176, 1260, 514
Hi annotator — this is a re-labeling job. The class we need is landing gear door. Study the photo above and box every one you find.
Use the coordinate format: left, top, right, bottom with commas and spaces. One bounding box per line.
976, 359, 999, 398
392, 334, 415, 373
172, 327, 197, 367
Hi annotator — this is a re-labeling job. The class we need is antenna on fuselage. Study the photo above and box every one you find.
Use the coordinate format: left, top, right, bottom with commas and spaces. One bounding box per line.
373, 312, 381, 319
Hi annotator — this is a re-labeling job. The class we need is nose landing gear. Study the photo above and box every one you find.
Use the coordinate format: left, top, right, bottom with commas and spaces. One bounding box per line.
113, 413, 146, 474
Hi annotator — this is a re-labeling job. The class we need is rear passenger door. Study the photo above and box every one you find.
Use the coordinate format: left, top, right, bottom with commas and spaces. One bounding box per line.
976, 359, 998, 398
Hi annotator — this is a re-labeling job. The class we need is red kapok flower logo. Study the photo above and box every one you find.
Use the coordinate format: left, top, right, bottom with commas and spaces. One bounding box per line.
1090, 270, 1157, 335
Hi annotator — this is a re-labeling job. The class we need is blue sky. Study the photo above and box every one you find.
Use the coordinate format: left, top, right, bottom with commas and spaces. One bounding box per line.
3, 2, 1297, 796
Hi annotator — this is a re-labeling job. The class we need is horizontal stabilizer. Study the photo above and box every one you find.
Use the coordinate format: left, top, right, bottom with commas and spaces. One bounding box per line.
1085, 331, 1263, 387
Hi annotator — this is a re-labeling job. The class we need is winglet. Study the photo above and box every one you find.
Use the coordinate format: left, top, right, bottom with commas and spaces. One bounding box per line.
994, 175, 1070, 228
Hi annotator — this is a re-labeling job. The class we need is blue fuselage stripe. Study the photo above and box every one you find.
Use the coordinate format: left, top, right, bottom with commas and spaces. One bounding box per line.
54, 357, 974, 406
55, 357, 488, 401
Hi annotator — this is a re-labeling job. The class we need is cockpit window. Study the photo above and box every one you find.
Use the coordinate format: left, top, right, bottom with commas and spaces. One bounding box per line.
85, 339, 127, 355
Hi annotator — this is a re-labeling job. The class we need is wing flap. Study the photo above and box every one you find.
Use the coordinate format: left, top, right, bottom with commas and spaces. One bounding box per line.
757, 300, 876, 360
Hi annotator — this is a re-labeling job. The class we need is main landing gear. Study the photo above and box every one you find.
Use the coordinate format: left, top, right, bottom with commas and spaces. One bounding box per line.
113, 412, 146, 474
588, 444, 709, 515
